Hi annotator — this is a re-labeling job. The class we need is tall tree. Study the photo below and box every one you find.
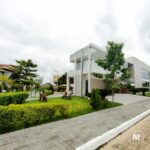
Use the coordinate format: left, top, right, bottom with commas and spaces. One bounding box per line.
10, 59, 38, 90
93, 41, 130, 101
58, 73, 67, 85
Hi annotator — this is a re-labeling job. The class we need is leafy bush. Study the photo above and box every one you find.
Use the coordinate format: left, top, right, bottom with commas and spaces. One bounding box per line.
130, 88, 140, 94
44, 90, 53, 96
86, 89, 111, 100
90, 89, 103, 109
58, 105, 69, 118
139, 88, 149, 96
0, 92, 29, 106
85, 92, 91, 98
130, 88, 149, 96
0, 84, 2, 92
40, 84, 54, 94
145, 92, 150, 97
99, 89, 112, 99
0, 103, 69, 134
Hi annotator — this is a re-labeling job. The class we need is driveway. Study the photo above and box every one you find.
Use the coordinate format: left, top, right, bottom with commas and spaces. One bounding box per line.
107, 94, 150, 105
0, 98, 150, 150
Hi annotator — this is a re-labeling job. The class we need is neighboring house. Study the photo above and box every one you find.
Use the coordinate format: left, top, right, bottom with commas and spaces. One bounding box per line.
0, 64, 15, 76
126, 57, 150, 88
67, 43, 150, 96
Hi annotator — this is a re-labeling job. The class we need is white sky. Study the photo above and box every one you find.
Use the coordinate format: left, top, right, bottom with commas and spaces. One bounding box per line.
0, 0, 150, 82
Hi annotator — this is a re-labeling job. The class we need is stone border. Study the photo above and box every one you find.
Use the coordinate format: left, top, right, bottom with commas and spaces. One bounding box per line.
76, 109, 150, 150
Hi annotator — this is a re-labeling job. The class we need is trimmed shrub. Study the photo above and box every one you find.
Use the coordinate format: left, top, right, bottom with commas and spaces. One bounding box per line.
139, 88, 149, 96
0, 92, 29, 105
86, 89, 111, 100
130, 88, 149, 96
58, 105, 69, 118
0, 84, 2, 93
90, 89, 103, 109
99, 89, 112, 100
0, 103, 69, 134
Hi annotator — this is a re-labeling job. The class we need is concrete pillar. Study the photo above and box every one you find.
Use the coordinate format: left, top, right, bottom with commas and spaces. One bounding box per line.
81, 49, 83, 96
74, 58, 76, 95
66, 75, 70, 93
88, 48, 91, 93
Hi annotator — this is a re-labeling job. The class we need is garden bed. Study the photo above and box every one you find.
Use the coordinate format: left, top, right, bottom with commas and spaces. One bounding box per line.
0, 96, 122, 134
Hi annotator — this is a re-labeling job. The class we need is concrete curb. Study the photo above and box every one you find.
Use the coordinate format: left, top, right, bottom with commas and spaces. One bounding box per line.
76, 109, 150, 150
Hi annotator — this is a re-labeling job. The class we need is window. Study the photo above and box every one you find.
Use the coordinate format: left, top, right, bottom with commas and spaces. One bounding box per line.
142, 82, 149, 87
76, 61, 81, 70
83, 59, 88, 71
141, 68, 150, 80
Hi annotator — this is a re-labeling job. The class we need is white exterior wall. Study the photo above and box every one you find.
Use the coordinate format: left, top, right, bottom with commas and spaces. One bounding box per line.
126, 57, 150, 88
67, 43, 107, 96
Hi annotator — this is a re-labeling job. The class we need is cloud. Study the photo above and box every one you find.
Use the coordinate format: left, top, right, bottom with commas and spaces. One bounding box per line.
0, 0, 150, 82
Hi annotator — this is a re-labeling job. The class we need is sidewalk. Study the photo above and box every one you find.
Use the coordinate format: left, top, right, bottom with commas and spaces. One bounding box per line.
99, 115, 150, 150
0, 99, 150, 150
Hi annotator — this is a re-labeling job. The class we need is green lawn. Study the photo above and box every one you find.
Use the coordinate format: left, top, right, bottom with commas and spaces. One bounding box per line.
0, 96, 122, 134
25, 96, 122, 118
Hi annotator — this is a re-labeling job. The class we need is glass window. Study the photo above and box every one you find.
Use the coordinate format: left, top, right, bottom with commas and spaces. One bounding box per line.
76, 61, 81, 70
141, 68, 150, 80
83, 59, 88, 71
142, 82, 149, 87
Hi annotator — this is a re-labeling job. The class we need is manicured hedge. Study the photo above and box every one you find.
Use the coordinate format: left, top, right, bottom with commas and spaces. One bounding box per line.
0, 92, 29, 105
0, 104, 69, 134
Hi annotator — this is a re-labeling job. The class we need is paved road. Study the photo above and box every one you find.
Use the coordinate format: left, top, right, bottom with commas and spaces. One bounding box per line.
0, 99, 150, 150
107, 94, 150, 105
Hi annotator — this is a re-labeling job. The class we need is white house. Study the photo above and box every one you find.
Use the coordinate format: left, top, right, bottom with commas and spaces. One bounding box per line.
67, 43, 150, 96
126, 57, 150, 88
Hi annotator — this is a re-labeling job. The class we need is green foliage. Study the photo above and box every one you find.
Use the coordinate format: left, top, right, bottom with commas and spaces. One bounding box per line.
0, 92, 29, 105
145, 92, 150, 97
58, 105, 69, 118
0, 84, 2, 92
0, 75, 13, 91
58, 73, 67, 85
99, 89, 112, 99
1, 81, 8, 91
130, 87, 149, 96
44, 90, 53, 96
40, 83, 54, 94
140, 88, 149, 96
10, 59, 38, 90
90, 89, 103, 109
0, 104, 69, 134
86, 89, 111, 100
94, 41, 130, 100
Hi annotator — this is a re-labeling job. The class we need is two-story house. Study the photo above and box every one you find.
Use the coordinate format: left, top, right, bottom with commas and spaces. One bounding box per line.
67, 43, 150, 96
